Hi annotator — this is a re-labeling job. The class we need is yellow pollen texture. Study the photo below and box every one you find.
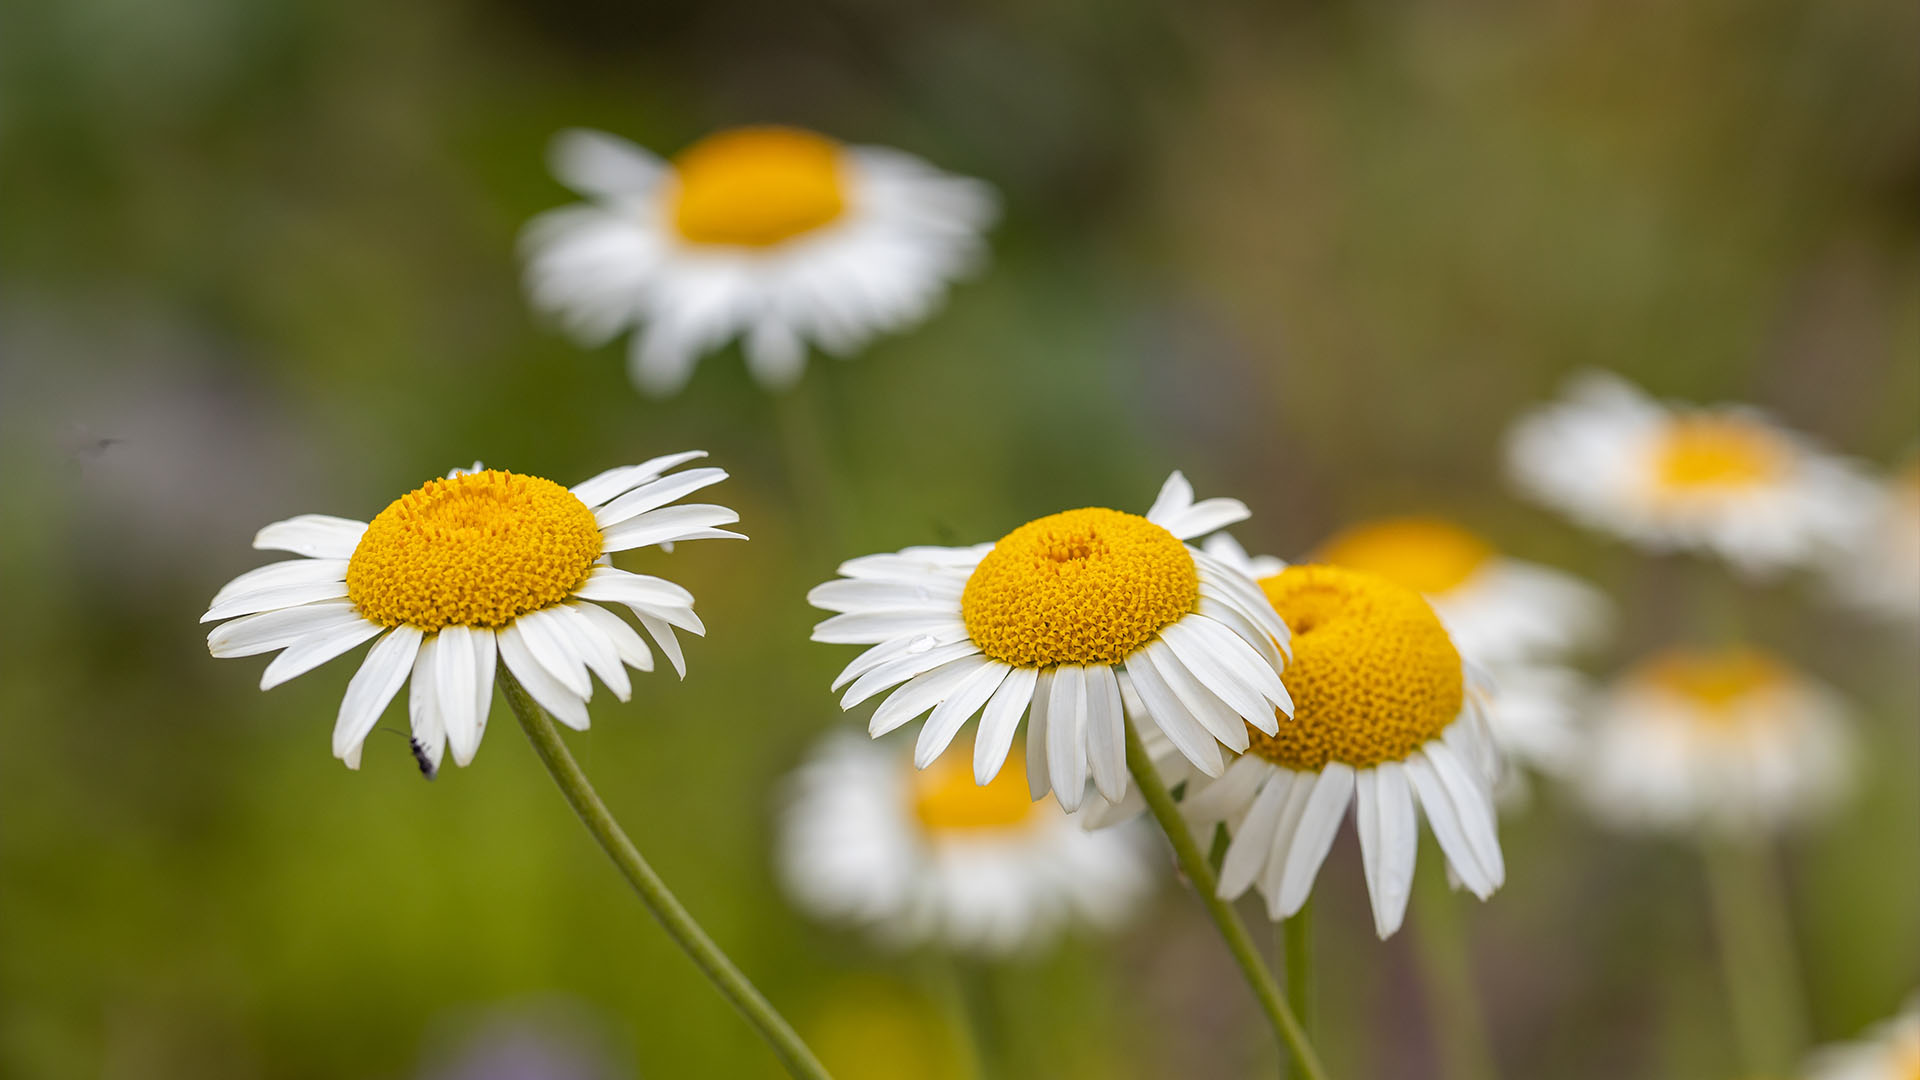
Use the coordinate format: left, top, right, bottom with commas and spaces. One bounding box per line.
670, 126, 847, 247
1636, 646, 1790, 713
1315, 516, 1495, 595
910, 749, 1040, 833
961, 508, 1198, 668
346, 470, 602, 632
1653, 415, 1786, 493
1245, 565, 1463, 770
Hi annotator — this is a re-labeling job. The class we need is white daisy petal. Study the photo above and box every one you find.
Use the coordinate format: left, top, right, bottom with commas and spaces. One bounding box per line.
1273, 762, 1355, 918
1404, 750, 1496, 898
1218, 770, 1293, 899
1046, 665, 1091, 813
211, 559, 349, 606
813, 611, 969, 645
915, 661, 1011, 769
1359, 762, 1419, 938
1084, 663, 1128, 803
208, 601, 364, 658
497, 622, 591, 732
253, 515, 367, 559
510, 608, 593, 699
570, 450, 709, 509
634, 611, 687, 678
1027, 669, 1055, 800
974, 665, 1039, 785
548, 128, 665, 199
432, 626, 482, 764
593, 468, 730, 530
1138, 641, 1250, 753
408, 639, 446, 779
333, 626, 423, 768
869, 655, 993, 737
259, 619, 384, 690
599, 505, 744, 552
1121, 652, 1225, 778
201, 581, 351, 623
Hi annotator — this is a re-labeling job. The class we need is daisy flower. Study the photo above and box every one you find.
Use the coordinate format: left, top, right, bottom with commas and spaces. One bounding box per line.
1204, 529, 1592, 788
1582, 646, 1852, 833
1805, 995, 1920, 1080
521, 126, 997, 396
202, 454, 743, 775
807, 471, 1293, 813
1828, 453, 1920, 625
1505, 371, 1875, 576
777, 733, 1154, 954
1187, 564, 1505, 939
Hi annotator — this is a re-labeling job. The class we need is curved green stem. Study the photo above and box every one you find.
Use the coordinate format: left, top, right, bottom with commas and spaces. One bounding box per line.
1123, 719, 1333, 1080
1701, 835, 1807, 1076
1283, 900, 1317, 1075
501, 670, 835, 1080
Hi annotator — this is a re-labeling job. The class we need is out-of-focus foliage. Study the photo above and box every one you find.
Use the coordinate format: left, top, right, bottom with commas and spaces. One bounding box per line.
1, 0, 1915, 1076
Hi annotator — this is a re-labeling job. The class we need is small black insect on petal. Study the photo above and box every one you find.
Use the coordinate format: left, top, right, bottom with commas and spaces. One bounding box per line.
410, 738, 438, 780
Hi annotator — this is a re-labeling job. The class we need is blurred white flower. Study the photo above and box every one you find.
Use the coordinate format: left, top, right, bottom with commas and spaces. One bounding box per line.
521, 126, 997, 396
1505, 371, 1875, 576
1804, 994, 1920, 1080
808, 472, 1293, 814
777, 733, 1154, 955
202, 454, 742, 773
1828, 454, 1920, 626
1582, 646, 1853, 833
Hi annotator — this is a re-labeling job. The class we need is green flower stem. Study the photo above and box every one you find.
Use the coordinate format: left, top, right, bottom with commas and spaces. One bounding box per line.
1412, 864, 1500, 1080
1123, 719, 1332, 1080
1700, 834, 1808, 1076
500, 670, 835, 1080
1284, 901, 1317, 1049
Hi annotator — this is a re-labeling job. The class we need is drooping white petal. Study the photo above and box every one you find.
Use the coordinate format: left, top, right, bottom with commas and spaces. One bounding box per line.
1157, 617, 1287, 728
914, 661, 1011, 769
497, 622, 591, 731
868, 655, 994, 737
333, 626, 424, 768
509, 608, 592, 699
1122, 652, 1226, 778
258, 619, 383, 690
1424, 740, 1505, 889
208, 601, 364, 658
1272, 763, 1356, 918
408, 640, 446, 778
1047, 665, 1091, 813
1084, 663, 1128, 803
1404, 750, 1497, 898
550, 603, 631, 702
1218, 770, 1294, 899
634, 611, 687, 678
829, 628, 975, 691
1026, 669, 1056, 800
1356, 762, 1419, 938
574, 601, 654, 673
253, 515, 368, 559
1183, 754, 1274, 822
840, 640, 984, 708
431, 626, 482, 766
973, 665, 1039, 785
1138, 641, 1250, 753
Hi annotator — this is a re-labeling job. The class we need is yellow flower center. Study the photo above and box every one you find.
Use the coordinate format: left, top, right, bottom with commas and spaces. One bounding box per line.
669, 126, 847, 247
1314, 517, 1495, 595
1652, 415, 1787, 493
1245, 565, 1463, 770
910, 749, 1040, 833
960, 508, 1198, 668
1635, 646, 1790, 715
345, 470, 603, 631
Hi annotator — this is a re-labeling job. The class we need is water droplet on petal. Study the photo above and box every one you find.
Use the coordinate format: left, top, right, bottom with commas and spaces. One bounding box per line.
906, 635, 937, 654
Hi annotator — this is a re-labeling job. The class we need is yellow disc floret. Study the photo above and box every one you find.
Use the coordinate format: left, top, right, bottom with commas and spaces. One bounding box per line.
961, 508, 1198, 668
1653, 415, 1786, 493
1315, 517, 1495, 595
1635, 646, 1790, 714
910, 749, 1040, 833
1246, 565, 1463, 770
670, 126, 847, 247
346, 470, 603, 631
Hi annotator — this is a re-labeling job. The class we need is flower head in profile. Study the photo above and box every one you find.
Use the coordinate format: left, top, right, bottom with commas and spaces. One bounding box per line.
1828, 452, 1920, 626
202, 455, 743, 774
1505, 372, 1874, 576
777, 734, 1154, 954
1208, 517, 1606, 788
521, 126, 997, 396
808, 472, 1293, 813
1187, 564, 1505, 939
1804, 994, 1920, 1080
1582, 646, 1852, 833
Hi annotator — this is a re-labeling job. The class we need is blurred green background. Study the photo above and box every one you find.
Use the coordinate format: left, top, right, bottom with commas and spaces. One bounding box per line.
2, 0, 1917, 1076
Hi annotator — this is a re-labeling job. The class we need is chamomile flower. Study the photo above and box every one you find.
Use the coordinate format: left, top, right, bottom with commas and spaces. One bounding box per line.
1204, 529, 1592, 787
808, 472, 1294, 813
777, 733, 1154, 954
1505, 372, 1875, 576
1189, 565, 1505, 939
1582, 646, 1852, 833
202, 454, 743, 774
521, 126, 997, 396
1805, 995, 1920, 1080
1828, 454, 1920, 625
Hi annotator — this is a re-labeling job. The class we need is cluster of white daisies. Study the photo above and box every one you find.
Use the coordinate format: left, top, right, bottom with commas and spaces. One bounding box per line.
198, 121, 1918, 1071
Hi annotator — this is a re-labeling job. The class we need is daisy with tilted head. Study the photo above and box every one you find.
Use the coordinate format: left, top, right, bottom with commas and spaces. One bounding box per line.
1210, 517, 1607, 790
1505, 371, 1875, 576
1828, 451, 1920, 626
777, 733, 1154, 954
521, 126, 996, 396
1582, 646, 1852, 834
808, 472, 1293, 814
1805, 995, 1920, 1080
1180, 564, 1505, 939
202, 454, 742, 775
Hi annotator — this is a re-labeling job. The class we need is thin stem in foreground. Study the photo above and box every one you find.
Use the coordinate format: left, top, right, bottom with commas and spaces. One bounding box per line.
500, 670, 835, 1080
1700, 834, 1807, 1077
1281, 901, 1316, 1078
1123, 719, 1333, 1080
1411, 863, 1500, 1080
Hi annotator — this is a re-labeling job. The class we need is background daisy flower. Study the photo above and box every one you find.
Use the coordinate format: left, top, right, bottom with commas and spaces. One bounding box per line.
1504, 371, 1876, 576
777, 733, 1154, 955
1804, 994, 1920, 1080
808, 472, 1293, 813
1581, 646, 1853, 833
202, 453, 743, 774
520, 126, 998, 396
1190, 564, 1506, 939
1828, 453, 1920, 625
